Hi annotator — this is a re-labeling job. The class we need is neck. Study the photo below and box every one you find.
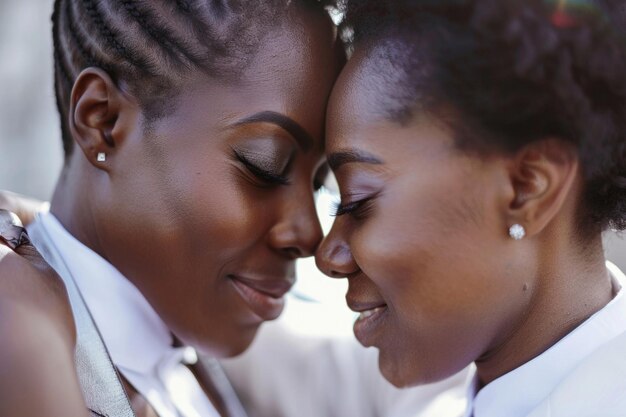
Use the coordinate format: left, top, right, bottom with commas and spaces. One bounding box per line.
475, 233, 614, 386
49, 160, 105, 260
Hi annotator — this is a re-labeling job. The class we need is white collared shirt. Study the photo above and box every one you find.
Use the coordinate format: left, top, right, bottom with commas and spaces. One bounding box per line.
38, 212, 220, 417
464, 262, 626, 417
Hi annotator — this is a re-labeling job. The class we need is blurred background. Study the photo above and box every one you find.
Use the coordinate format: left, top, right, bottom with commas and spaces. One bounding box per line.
1, 0, 625, 296
0, 1, 61, 199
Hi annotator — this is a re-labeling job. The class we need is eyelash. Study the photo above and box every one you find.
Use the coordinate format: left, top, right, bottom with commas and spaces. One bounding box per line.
332, 196, 376, 219
234, 150, 290, 186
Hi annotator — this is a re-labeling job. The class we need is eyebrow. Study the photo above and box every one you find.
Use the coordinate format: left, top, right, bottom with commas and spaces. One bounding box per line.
234, 111, 314, 152
327, 150, 384, 170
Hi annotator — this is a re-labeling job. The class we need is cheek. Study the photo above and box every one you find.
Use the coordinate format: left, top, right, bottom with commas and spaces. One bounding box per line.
109, 146, 270, 316
375, 163, 508, 288
350, 172, 528, 383
158, 148, 272, 261
177, 174, 265, 255
134, 165, 270, 352
352, 174, 482, 303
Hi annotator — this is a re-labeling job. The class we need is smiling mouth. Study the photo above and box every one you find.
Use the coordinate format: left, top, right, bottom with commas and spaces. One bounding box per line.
356, 305, 387, 321
229, 274, 293, 321
348, 300, 389, 346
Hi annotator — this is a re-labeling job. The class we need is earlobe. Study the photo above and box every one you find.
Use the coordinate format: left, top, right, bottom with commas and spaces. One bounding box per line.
506, 139, 579, 238
68, 67, 133, 169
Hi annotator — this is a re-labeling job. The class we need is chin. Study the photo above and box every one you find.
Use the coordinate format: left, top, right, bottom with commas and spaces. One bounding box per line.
379, 349, 409, 388
378, 349, 436, 388
380, 362, 414, 388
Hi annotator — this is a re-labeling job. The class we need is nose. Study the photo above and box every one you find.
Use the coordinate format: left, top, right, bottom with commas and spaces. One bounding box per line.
315, 225, 358, 278
268, 192, 323, 259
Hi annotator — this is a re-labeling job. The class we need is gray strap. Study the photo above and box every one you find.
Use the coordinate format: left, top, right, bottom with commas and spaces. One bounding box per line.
28, 218, 136, 417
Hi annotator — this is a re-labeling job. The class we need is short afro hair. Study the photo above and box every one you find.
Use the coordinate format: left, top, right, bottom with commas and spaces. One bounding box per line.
340, 0, 626, 233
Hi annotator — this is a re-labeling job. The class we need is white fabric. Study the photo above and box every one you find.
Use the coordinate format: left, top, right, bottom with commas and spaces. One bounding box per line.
525, 331, 626, 417
464, 262, 626, 417
38, 212, 219, 417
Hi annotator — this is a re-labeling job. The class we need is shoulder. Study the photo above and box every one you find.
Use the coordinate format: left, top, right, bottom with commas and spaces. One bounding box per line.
0, 244, 76, 380
0, 243, 94, 416
0, 244, 75, 343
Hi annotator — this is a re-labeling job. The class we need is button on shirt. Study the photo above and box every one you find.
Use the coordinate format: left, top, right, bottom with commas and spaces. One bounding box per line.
464, 262, 626, 417
39, 212, 220, 417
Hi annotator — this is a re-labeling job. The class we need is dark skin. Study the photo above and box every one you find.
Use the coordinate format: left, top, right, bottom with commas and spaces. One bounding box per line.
0, 3, 343, 416
0, 217, 86, 416
316, 45, 615, 389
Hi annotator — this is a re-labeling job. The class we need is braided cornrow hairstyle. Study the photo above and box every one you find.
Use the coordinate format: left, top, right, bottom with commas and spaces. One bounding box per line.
340, 0, 626, 233
51, 0, 335, 158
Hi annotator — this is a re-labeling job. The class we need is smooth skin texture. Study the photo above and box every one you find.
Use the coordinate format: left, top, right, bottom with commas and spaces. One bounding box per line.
0, 237, 86, 416
0, 4, 343, 416
316, 46, 614, 389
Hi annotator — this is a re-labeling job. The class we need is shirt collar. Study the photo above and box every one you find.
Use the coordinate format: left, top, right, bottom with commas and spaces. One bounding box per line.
38, 212, 174, 375
469, 262, 626, 417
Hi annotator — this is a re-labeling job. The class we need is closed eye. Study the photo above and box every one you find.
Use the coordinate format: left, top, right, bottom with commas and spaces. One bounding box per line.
331, 195, 377, 219
234, 149, 290, 186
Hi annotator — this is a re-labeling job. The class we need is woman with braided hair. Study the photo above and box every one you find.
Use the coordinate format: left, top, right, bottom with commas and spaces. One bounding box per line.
0, 0, 434, 416
315, 0, 626, 415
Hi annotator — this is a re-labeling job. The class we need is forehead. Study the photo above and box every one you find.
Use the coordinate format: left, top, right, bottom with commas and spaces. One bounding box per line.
326, 39, 418, 149
241, 4, 341, 97
164, 5, 342, 147
326, 41, 457, 162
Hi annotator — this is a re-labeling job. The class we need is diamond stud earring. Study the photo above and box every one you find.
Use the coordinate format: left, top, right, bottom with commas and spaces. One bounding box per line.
97, 152, 106, 162
509, 224, 526, 240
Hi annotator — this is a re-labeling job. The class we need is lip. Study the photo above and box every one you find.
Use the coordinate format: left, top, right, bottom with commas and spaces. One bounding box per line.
346, 298, 387, 313
347, 298, 388, 347
229, 274, 293, 321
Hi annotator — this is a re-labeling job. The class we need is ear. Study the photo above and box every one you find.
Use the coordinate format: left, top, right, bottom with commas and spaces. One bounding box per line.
68, 68, 138, 170
506, 139, 579, 238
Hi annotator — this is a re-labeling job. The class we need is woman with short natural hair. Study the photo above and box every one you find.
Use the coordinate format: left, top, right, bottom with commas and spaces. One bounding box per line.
317, 0, 626, 415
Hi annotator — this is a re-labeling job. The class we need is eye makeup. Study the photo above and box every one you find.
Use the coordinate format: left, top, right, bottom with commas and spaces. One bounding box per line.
232, 147, 291, 186
331, 165, 386, 220
229, 132, 297, 187
332, 193, 379, 219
